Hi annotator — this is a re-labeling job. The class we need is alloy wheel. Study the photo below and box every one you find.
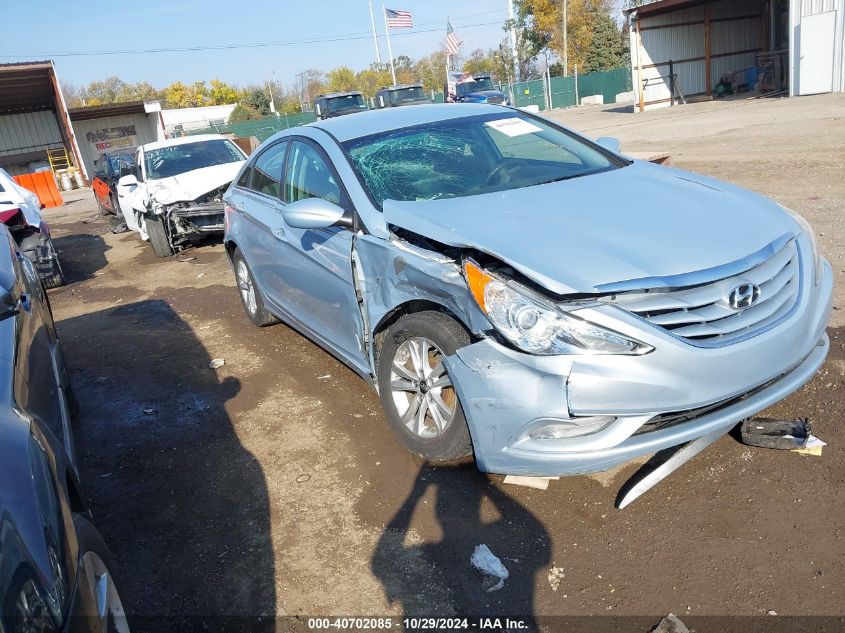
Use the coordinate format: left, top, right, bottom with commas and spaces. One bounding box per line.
389, 336, 457, 439
80, 551, 129, 633
237, 260, 257, 315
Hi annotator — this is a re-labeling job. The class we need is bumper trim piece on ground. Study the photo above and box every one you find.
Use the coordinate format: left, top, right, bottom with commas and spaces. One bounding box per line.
615, 428, 728, 509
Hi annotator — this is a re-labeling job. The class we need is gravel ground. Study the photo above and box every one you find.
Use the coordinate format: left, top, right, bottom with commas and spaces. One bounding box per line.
45, 93, 844, 630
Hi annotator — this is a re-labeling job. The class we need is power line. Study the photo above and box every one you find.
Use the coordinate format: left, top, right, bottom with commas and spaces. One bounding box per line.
0, 15, 506, 59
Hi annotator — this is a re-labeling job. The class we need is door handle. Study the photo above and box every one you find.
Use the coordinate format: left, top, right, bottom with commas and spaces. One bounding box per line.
272, 228, 286, 241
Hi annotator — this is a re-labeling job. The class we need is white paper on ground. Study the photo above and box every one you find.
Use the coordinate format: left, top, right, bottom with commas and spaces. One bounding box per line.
470, 544, 509, 592
503, 475, 559, 490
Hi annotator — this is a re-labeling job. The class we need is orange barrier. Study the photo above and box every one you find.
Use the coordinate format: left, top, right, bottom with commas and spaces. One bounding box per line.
13, 172, 64, 208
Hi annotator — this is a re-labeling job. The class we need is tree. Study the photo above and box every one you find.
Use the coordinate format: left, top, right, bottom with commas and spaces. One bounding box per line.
240, 86, 271, 115
462, 49, 495, 76
412, 51, 448, 92
61, 82, 83, 108
228, 104, 263, 122
326, 66, 358, 93
583, 10, 624, 71
512, 0, 617, 73
163, 81, 197, 109
357, 68, 393, 98
208, 79, 240, 105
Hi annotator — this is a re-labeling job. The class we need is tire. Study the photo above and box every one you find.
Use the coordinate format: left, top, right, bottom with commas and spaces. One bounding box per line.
72, 513, 130, 632
377, 311, 473, 462
146, 214, 174, 257
233, 248, 279, 327
19, 234, 65, 289
108, 194, 119, 216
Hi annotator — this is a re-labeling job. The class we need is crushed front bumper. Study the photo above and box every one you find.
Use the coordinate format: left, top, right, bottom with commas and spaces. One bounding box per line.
444, 255, 833, 476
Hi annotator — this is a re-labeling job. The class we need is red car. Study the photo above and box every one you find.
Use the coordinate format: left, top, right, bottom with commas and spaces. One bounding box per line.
92, 147, 136, 216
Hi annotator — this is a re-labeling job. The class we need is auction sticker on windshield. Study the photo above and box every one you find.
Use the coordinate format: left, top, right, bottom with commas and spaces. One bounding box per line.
485, 117, 543, 137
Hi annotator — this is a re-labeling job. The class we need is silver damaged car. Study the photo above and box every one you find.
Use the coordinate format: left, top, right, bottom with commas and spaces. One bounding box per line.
223, 104, 832, 497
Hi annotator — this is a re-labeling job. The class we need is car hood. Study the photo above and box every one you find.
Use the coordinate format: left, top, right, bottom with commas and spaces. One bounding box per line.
147, 161, 244, 205
382, 160, 801, 295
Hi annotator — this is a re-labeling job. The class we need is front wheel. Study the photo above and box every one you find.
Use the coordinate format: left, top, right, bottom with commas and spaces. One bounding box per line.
145, 214, 173, 257
377, 311, 473, 462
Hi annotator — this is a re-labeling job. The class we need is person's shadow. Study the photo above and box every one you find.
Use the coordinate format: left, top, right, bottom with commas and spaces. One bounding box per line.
372, 464, 550, 623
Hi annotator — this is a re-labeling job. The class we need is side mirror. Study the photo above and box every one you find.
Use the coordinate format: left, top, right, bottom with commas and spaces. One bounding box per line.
118, 174, 138, 187
596, 136, 622, 153
281, 197, 351, 229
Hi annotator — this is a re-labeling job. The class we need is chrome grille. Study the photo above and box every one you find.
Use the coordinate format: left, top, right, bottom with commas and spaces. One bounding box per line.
608, 239, 800, 346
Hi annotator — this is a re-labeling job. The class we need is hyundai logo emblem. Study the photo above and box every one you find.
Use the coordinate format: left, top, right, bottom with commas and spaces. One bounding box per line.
727, 283, 761, 310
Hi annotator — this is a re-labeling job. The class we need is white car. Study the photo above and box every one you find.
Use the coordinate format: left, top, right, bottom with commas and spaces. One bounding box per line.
0, 168, 64, 287
116, 134, 247, 257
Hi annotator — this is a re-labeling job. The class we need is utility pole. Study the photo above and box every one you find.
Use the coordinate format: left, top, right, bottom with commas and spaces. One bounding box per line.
562, 0, 568, 77
508, 0, 520, 81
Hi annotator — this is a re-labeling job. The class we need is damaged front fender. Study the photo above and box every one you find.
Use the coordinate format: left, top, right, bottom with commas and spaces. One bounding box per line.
352, 233, 492, 376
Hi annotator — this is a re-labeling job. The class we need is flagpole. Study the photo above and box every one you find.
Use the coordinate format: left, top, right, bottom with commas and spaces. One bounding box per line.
368, 0, 382, 64
383, 5, 397, 84
445, 53, 451, 102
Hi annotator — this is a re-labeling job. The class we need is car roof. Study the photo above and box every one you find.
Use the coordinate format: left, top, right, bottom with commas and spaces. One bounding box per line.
379, 84, 423, 91
140, 134, 229, 152
308, 103, 510, 142
318, 91, 363, 98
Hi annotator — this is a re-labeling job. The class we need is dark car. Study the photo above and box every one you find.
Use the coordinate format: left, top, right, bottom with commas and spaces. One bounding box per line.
0, 225, 128, 632
375, 84, 430, 108
314, 91, 367, 119
447, 74, 506, 104
92, 148, 136, 216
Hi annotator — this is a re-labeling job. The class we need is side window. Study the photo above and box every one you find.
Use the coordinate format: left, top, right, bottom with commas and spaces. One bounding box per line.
236, 164, 252, 188
248, 142, 287, 197
284, 141, 341, 206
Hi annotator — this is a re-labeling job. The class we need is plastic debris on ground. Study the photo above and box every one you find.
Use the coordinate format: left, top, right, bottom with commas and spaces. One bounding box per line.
651, 613, 689, 633
470, 544, 509, 592
503, 475, 559, 490
741, 418, 818, 450
793, 435, 826, 456
209, 358, 225, 369
547, 566, 565, 591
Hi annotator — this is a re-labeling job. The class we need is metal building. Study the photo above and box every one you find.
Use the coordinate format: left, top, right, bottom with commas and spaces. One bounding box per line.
0, 60, 86, 178
627, 0, 845, 111
69, 101, 165, 177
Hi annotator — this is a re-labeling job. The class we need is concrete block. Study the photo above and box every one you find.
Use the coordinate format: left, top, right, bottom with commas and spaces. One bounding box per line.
580, 94, 604, 105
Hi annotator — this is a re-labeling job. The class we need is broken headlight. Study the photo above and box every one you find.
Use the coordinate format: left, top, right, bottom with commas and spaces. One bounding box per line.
463, 259, 653, 356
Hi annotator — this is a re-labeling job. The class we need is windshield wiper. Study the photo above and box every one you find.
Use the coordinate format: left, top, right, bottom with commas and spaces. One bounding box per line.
534, 174, 579, 186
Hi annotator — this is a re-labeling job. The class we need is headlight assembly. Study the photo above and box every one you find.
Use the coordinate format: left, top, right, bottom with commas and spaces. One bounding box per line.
463, 259, 653, 356
782, 206, 821, 286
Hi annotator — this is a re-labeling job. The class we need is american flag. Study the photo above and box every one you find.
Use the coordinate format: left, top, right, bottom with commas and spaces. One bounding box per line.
385, 8, 413, 28
446, 21, 461, 55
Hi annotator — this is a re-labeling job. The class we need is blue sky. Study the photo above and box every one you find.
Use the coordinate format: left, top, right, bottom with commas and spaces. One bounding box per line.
3, 0, 516, 89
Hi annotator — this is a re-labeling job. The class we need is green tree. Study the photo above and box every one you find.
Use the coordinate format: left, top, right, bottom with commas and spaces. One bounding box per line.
462, 49, 495, 76
326, 66, 358, 92
412, 51, 448, 92
357, 68, 393, 98
240, 86, 271, 115
584, 10, 624, 71
228, 103, 263, 122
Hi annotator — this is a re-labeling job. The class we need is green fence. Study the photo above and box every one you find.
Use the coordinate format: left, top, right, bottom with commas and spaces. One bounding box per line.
186, 111, 318, 142
184, 68, 631, 141
501, 67, 631, 111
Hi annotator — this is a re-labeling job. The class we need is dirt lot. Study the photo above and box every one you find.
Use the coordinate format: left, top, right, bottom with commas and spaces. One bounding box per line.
47, 94, 843, 630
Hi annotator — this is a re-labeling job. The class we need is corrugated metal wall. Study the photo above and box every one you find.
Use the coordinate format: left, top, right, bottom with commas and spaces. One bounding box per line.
0, 110, 63, 157
631, 0, 766, 110
71, 113, 159, 177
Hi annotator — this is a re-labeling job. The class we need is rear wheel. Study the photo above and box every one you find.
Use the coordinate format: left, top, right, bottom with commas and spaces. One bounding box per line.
233, 249, 278, 327
377, 311, 473, 462
146, 214, 174, 257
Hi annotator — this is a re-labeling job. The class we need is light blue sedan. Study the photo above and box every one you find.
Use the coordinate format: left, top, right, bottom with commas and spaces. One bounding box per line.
223, 104, 832, 503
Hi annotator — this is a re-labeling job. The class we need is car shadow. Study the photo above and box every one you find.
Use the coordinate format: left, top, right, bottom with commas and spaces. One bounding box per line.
371, 463, 550, 623
56, 300, 275, 631
51, 233, 110, 283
